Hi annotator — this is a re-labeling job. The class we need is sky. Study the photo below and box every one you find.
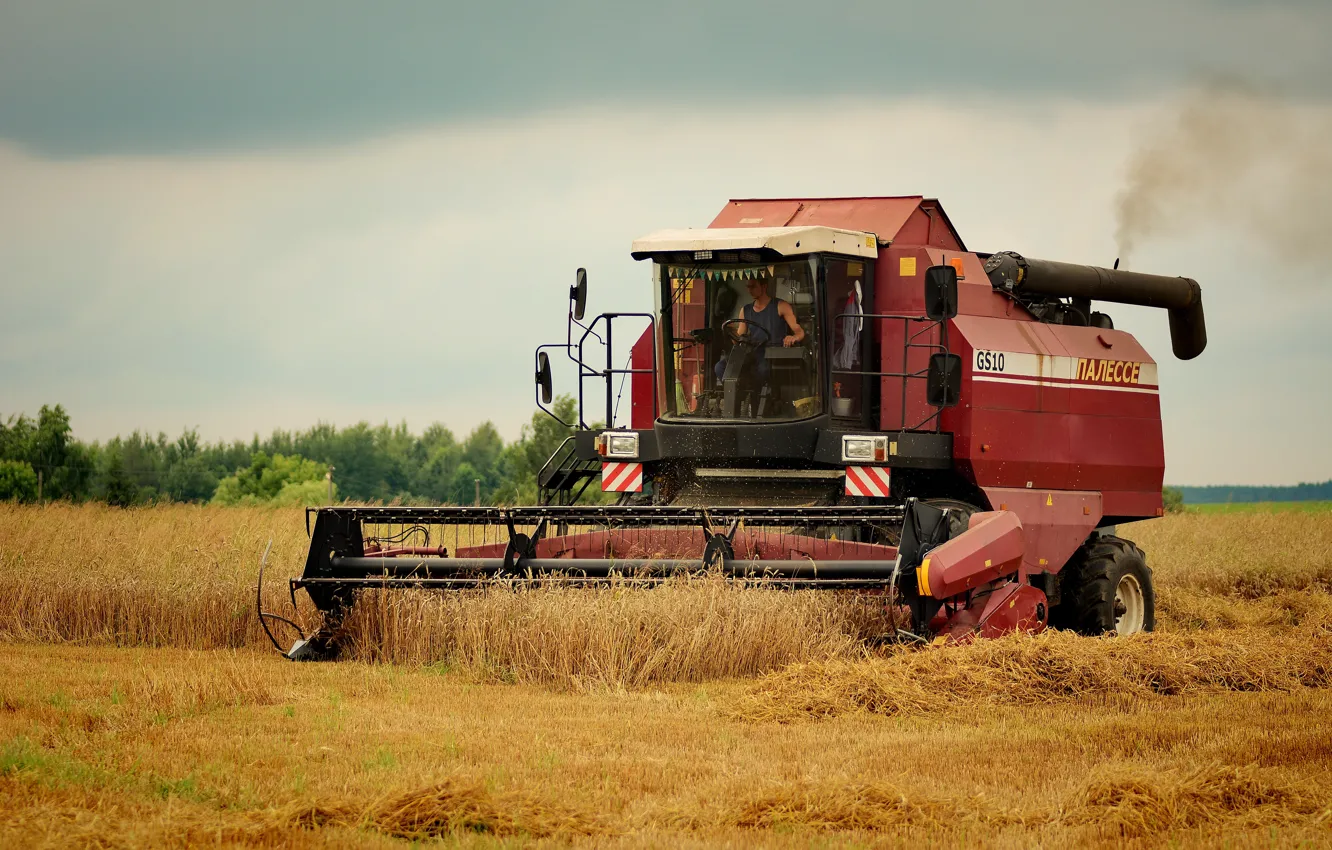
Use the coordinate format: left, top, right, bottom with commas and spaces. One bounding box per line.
1, 1, 1330, 486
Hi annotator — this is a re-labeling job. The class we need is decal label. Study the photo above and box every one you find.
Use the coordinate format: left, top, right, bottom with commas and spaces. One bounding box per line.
974, 350, 1007, 372
1076, 358, 1142, 385
967, 349, 1159, 394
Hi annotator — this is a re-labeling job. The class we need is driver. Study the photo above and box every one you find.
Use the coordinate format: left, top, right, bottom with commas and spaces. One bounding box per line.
714, 277, 805, 382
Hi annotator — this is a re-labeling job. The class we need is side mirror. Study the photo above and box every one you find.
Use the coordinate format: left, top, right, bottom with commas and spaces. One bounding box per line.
570, 268, 588, 321
926, 353, 962, 407
536, 351, 553, 404
924, 265, 958, 321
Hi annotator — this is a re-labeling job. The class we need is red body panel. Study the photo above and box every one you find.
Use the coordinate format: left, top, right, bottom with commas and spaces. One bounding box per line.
979, 487, 1102, 578
952, 315, 1164, 519
932, 582, 1048, 642
710, 196, 965, 250
917, 510, 1025, 599
630, 326, 656, 429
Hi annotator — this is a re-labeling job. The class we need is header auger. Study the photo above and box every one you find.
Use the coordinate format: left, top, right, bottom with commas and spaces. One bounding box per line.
268, 196, 1203, 659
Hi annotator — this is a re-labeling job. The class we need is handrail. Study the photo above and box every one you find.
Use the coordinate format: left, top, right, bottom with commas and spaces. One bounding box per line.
574, 312, 658, 430
537, 436, 578, 489
534, 312, 658, 432
537, 435, 602, 506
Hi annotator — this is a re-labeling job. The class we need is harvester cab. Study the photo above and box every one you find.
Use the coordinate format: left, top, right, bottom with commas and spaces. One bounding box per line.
273, 196, 1205, 660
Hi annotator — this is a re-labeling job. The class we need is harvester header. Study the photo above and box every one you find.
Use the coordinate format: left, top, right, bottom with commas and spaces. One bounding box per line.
268, 195, 1204, 659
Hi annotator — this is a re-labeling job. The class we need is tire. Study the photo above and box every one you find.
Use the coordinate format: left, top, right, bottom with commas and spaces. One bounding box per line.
1053, 535, 1155, 636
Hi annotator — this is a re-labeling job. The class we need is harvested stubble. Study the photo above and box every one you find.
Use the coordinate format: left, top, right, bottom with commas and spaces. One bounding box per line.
725, 763, 1331, 838
276, 777, 605, 839
1157, 585, 1332, 630
1066, 762, 1330, 837
732, 626, 1332, 723
3, 640, 1330, 847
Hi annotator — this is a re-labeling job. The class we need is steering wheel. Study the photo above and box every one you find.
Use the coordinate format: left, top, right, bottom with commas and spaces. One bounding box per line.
721, 318, 771, 347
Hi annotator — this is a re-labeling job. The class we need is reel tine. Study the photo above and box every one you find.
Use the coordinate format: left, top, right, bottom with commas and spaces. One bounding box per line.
256, 538, 308, 656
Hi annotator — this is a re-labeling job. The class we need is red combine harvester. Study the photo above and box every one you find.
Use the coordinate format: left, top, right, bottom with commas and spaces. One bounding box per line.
273, 197, 1205, 659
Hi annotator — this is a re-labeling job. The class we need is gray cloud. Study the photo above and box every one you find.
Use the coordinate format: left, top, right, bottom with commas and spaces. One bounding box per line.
1, 0, 1330, 155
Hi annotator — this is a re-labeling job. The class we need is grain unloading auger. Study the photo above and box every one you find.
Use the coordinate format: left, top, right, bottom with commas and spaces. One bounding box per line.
267, 196, 1205, 660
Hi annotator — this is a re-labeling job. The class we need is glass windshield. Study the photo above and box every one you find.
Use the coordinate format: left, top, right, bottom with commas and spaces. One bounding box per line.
656, 259, 821, 421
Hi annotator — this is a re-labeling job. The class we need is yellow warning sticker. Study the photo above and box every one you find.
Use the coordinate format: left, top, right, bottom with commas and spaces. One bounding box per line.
899, 257, 917, 277
1046, 494, 1053, 506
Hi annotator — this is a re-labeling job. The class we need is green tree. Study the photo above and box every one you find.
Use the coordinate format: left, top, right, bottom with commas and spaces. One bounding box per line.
101, 451, 138, 508
159, 430, 219, 502
163, 455, 219, 502
450, 461, 482, 505
212, 452, 330, 506
290, 422, 400, 502
269, 478, 334, 507
1162, 486, 1185, 513
0, 404, 88, 500
463, 423, 504, 472
0, 460, 39, 502
411, 441, 463, 504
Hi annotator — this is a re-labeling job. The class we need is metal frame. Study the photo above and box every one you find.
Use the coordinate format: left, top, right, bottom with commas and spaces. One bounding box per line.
299, 504, 909, 585
536, 435, 601, 506
573, 313, 657, 430
830, 313, 952, 433
655, 257, 824, 424
274, 500, 948, 659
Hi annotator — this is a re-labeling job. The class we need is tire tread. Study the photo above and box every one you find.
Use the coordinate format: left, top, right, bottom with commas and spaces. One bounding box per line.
1054, 535, 1154, 635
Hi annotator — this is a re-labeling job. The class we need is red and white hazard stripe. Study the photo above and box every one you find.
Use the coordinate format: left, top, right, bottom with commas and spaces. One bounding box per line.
601, 461, 644, 493
845, 466, 891, 498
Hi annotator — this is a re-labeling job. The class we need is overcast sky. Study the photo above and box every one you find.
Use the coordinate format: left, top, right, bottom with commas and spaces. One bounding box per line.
2, 1, 1330, 485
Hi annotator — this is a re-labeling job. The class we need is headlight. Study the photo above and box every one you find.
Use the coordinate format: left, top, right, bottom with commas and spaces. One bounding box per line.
842, 438, 875, 461
841, 435, 888, 463
604, 432, 640, 458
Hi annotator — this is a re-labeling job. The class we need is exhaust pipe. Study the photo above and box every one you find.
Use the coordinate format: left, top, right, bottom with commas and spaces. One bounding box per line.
984, 251, 1206, 360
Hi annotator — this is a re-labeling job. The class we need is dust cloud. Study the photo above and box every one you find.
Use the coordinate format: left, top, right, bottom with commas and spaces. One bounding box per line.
1115, 84, 1332, 273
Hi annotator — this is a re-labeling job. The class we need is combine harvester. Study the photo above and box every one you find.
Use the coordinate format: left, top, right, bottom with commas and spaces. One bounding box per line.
267, 197, 1205, 659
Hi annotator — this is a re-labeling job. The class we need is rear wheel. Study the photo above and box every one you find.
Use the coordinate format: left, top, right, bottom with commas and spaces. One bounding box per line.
1053, 536, 1155, 635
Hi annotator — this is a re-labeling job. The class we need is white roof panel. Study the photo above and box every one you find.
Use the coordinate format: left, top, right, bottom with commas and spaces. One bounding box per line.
631, 226, 879, 260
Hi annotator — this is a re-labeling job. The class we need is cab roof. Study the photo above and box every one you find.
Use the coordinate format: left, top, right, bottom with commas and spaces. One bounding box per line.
630, 225, 878, 261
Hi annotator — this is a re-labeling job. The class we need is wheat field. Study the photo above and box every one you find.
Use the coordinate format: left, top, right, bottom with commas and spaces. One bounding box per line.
1, 503, 1330, 846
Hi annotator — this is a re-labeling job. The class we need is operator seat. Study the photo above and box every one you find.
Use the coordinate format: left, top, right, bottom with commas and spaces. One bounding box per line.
757, 345, 813, 417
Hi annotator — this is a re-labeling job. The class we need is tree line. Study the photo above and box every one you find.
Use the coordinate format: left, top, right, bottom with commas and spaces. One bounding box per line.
0, 398, 586, 507
1175, 481, 1332, 504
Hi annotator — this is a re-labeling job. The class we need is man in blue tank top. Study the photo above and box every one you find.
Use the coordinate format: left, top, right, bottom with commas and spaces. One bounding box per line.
714, 277, 806, 384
